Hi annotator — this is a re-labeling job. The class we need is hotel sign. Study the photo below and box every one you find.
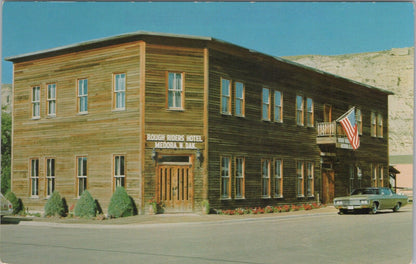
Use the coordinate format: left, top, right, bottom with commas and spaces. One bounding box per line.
146, 134, 203, 149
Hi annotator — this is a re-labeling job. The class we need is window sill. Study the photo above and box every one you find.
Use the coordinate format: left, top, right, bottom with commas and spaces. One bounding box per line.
261, 196, 271, 199
221, 113, 232, 116
30, 196, 39, 199
297, 195, 305, 198
235, 197, 245, 200
112, 108, 126, 112
77, 112, 89, 116
46, 115, 56, 119
220, 197, 232, 201
274, 195, 284, 199
31, 117, 40, 120
166, 108, 185, 112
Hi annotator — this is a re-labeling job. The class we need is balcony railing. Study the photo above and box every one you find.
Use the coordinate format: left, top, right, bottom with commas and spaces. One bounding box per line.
316, 121, 351, 149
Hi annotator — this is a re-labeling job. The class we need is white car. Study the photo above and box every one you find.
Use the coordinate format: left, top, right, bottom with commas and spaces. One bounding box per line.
0, 194, 13, 217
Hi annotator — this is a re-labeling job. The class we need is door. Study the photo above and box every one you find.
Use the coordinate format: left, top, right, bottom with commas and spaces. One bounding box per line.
324, 104, 332, 122
322, 169, 335, 204
157, 165, 193, 212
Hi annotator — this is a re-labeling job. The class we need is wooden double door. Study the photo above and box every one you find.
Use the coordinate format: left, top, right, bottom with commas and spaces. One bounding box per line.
322, 169, 335, 204
156, 165, 193, 212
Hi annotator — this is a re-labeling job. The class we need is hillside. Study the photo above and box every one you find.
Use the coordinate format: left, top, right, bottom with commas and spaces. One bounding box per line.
283, 47, 414, 156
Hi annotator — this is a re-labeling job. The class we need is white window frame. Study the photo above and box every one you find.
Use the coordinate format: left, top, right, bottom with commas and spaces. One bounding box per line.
114, 73, 126, 110
46, 158, 56, 197
377, 113, 383, 138
221, 78, 231, 115
262, 88, 271, 121
274, 91, 283, 123
371, 112, 377, 137
30, 159, 39, 197
78, 79, 88, 113
77, 157, 88, 197
167, 72, 184, 110
235, 82, 245, 117
32, 86, 40, 119
47, 84, 56, 116
114, 155, 126, 189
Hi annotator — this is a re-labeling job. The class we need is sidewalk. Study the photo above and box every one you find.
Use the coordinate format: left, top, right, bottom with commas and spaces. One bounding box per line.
3, 206, 339, 228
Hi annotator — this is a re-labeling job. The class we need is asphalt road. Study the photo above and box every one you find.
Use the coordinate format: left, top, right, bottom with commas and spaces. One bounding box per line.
0, 207, 412, 264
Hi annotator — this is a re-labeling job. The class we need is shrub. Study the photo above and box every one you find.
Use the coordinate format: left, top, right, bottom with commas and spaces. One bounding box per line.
74, 190, 97, 218
5, 191, 24, 215
108, 187, 135, 218
44, 191, 66, 217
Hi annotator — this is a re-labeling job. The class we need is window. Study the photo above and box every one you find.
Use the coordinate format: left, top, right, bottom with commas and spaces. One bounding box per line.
168, 72, 184, 110
261, 159, 271, 198
372, 164, 378, 187
274, 159, 283, 198
371, 112, 377, 137
47, 84, 56, 116
296, 161, 304, 197
274, 91, 283, 123
78, 79, 88, 113
356, 108, 362, 135
46, 158, 56, 197
307, 162, 314, 197
349, 165, 354, 194
114, 155, 125, 189
235, 82, 245, 117
377, 113, 383, 138
296, 95, 304, 126
77, 157, 87, 197
32, 86, 40, 118
30, 159, 39, 197
235, 157, 245, 198
379, 165, 384, 187
114, 73, 126, 110
221, 156, 231, 199
262, 88, 271, 121
306, 98, 314, 127
221, 78, 231, 115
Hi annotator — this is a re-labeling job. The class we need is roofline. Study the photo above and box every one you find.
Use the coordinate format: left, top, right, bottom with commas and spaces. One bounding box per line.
5, 30, 393, 95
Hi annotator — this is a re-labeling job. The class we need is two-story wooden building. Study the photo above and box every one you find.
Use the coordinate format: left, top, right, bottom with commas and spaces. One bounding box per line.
6, 31, 392, 214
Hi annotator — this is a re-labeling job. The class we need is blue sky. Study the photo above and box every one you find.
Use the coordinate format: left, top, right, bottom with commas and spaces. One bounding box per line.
1, 1, 414, 84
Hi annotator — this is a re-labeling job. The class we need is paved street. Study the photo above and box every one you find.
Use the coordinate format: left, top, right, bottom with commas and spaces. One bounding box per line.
0, 206, 412, 264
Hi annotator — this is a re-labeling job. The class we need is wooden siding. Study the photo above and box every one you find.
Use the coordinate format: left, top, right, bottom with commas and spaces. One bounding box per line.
12, 41, 143, 211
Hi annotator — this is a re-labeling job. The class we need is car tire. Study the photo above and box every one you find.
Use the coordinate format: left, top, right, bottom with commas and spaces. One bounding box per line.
393, 203, 401, 212
369, 203, 378, 214
338, 209, 346, 215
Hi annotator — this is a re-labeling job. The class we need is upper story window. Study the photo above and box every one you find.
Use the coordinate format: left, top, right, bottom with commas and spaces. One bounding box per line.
371, 112, 376, 137
77, 79, 88, 113
167, 72, 184, 110
377, 113, 383, 138
32, 86, 40, 118
47, 84, 56, 116
262, 88, 271, 121
274, 91, 283, 123
306, 98, 314, 127
296, 95, 304, 126
221, 78, 231, 115
356, 108, 362, 135
114, 73, 126, 110
235, 82, 245, 117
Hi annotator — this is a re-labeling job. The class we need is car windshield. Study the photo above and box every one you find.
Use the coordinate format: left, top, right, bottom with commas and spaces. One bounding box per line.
351, 188, 380, 195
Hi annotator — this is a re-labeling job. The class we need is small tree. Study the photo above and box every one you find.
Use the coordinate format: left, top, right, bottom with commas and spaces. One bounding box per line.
74, 190, 97, 218
44, 191, 65, 217
108, 187, 135, 218
5, 191, 24, 215
1, 110, 12, 194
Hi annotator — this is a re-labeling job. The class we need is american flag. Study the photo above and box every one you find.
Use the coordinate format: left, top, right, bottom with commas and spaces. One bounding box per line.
338, 107, 360, 150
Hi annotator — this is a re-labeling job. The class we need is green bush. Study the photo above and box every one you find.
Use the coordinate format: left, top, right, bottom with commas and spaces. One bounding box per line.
5, 191, 24, 215
44, 191, 66, 217
108, 187, 135, 218
74, 190, 97, 218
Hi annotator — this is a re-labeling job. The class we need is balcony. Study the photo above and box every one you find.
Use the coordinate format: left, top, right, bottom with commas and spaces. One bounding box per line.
316, 122, 353, 150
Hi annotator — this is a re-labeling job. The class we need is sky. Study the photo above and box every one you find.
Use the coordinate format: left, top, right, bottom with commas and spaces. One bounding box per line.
1, 1, 414, 84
